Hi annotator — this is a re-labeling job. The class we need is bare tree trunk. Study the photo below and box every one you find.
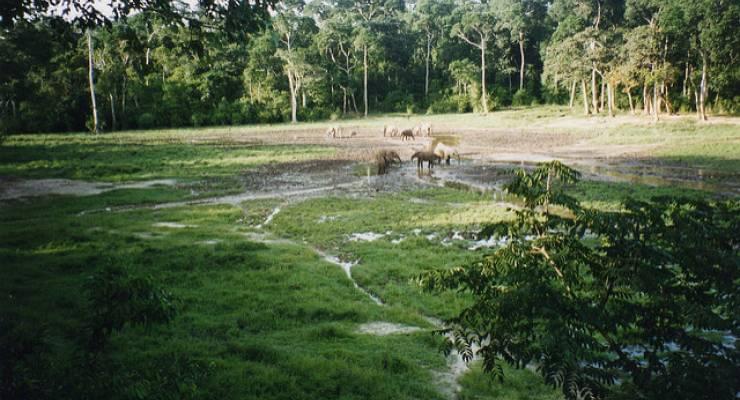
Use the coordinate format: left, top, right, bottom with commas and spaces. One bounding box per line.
606, 83, 614, 117
591, 67, 598, 113
643, 83, 650, 115
121, 77, 127, 116
653, 83, 659, 122
481, 44, 488, 114
627, 90, 634, 114
425, 32, 431, 96
581, 80, 590, 115
288, 70, 298, 123
518, 31, 525, 91
568, 81, 576, 109
87, 29, 98, 134
600, 79, 606, 112
699, 50, 708, 121
109, 92, 116, 130
351, 92, 359, 113
363, 44, 368, 117
341, 87, 347, 114
302, 90, 306, 108
683, 48, 690, 97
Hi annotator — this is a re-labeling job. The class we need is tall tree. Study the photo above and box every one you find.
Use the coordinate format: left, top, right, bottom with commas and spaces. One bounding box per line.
491, 0, 547, 91
451, 2, 497, 114
412, 0, 454, 97
86, 29, 99, 134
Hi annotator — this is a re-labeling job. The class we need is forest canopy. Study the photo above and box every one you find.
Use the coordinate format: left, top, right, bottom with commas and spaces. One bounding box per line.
1, 0, 738, 134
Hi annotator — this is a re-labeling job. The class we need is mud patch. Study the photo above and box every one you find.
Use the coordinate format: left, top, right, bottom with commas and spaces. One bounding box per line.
0, 178, 177, 200
356, 322, 423, 336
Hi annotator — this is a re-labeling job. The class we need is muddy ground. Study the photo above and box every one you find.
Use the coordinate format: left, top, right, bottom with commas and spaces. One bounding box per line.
2, 122, 739, 201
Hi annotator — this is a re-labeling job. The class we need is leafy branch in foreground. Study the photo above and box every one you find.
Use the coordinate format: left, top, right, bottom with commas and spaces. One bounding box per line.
418, 161, 739, 400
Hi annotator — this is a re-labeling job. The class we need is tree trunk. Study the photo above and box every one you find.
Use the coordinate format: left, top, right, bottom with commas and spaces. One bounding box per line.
351, 92, 359, 113
606, 83, 614, 117
599, 79, 605, 112
121, 76, 127, 116
518, 31, 525, 91
425, 32, 431, 96
643, 83, 649, 115
653, 83, 659, 122
568, 81, 576, 109
581, 80, 589, 115
591, 66, 598, 113
699, 50, 708, 121
302, 90, 307, 108
627, 90, 634, 114
288, 70, 298, 123
87, 29, 98, 134
342, 86, 347, 114
481, 44, 488, 114
683, 48, 690, 97
363, 44, 368, 117
109, 92, 116, 130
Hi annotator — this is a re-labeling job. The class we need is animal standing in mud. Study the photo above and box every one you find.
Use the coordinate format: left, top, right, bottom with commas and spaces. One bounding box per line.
411, 151, 441, 170
400, 129, 415, 141
326, 126, 357, 139
375, 150, 402, 175
413, 123, 432, 137
326, 126, 340, 138
383, 125, 399, 137
433, 143, 460, 165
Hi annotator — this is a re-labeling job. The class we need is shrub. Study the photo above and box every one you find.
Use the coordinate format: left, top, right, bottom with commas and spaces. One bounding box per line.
137, 112, 157, 129
420, 161, 740, 400
512, 89, 533, 106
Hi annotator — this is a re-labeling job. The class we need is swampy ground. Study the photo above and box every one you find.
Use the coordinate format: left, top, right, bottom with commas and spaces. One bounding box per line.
1, 106, 738, 399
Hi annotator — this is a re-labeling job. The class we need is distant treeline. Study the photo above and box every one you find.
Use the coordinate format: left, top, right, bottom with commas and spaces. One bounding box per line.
1, 0, 738, 133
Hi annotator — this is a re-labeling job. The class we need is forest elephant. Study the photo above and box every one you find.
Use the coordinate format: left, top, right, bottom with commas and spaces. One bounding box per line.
326, 126, 341, 138
375, 150, 402, 174
411, 151, 441, 170
433, 143, 460, 165
400, 129, 415, 141
383, 125, 399, 137
413, 123, 432, 137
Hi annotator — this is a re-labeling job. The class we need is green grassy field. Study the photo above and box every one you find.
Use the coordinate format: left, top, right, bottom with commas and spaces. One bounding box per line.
1, 109, 737, 399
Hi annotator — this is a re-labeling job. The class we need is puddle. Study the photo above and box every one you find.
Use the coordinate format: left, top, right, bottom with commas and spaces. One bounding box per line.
348, 232, 385, 242
580, 163, 740, 195
468, 236, 508, 250
197, 239, 221, 245
431, 135, 461, 148
152, 222, 197, 229
0, 178, 177, 200
356, 322, 423, 336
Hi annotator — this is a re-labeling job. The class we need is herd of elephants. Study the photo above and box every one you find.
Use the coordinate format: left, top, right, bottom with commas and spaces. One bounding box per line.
325, 122, 461, 174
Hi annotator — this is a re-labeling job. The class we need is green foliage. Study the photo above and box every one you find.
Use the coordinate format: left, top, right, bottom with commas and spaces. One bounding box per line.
86, 264, 178, 350
419, 161, 739, 399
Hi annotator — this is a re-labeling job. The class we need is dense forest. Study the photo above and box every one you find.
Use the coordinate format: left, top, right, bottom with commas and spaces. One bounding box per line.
1, 0, 738, 134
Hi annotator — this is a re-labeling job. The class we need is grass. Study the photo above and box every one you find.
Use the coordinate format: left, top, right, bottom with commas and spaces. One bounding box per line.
1, 108, 736, 399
